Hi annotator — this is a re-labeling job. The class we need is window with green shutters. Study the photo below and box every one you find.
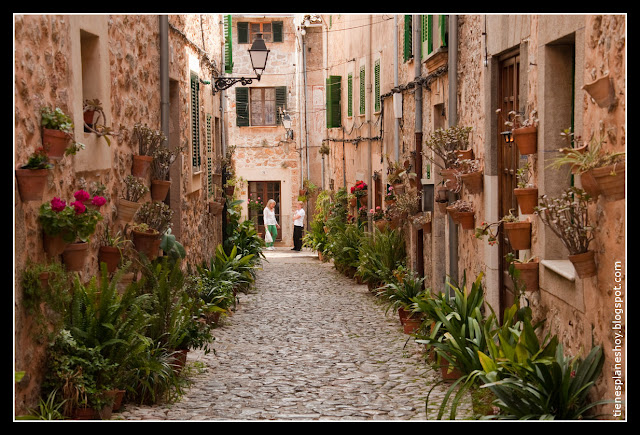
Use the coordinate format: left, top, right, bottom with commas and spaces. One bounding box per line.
374, 59, 381, 113
325, 75, 341, 129
190, 72, 201, 170
224, 15, 233, 73
359, 66, 365, 116
347, 73, 353, 117
237, 21, 283, 43
421, 15, 433, 57
235, 86, 286, 127
206, 114, 213, 196
403, 15, 413, 62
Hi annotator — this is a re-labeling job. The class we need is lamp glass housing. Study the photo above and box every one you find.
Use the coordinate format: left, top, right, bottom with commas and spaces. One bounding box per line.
249, 34, 270, 78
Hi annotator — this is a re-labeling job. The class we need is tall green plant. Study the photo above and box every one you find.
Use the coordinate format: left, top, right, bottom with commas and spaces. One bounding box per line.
356, 227, 406, 287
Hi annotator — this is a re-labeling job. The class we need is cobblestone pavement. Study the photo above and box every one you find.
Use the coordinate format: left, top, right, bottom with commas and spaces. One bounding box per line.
117, 248, 472, 421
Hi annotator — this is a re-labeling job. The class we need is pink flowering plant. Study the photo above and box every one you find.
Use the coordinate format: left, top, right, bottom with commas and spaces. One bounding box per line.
371, 206, 385, 221
384, 185, 396, 201
38, 190, 105, 242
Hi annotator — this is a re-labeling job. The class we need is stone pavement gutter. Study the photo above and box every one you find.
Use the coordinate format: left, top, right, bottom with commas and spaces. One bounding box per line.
117, 248, 472, 421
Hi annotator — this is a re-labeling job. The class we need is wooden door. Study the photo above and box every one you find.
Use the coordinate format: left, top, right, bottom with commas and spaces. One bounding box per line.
248, 181, 282, 240
497, 54, 520, 313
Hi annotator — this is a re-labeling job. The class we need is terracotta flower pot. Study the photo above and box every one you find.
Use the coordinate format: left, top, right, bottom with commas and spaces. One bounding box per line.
118, 198, 141, 223
112, 389, 126, 412
98, 246, 121, 273
514, 187, 538, 215
513, 126, 537, 155
446, 205, 459, 223
349, 197, 357, 207
456, 211, 475, 230
579, 170, 601, 199
504, 221, 531, 250
403, 315, 423, 334
461, 170, 483, 194
440, 168, 460, 192
171, 349, 189, 374
42, 128, 70, 160
151, 179, 171, 201
43, 233, 69, 257
375, 220, 387, 232
224, 185, 235, 197
62, 242, 89, 271
15, 168, 49, 202
131, 155, 153, 178
583, 75, 616, 108
132, 229, 161, 260
209, 200, 224, 214
422, 221, 432, 233
73, 406, 99, 420
587, 162, 625, 201
456, 149, 474, 160
569, 250, 597, 279
514, 261, 539, 292
440, 358, 463, 381
392, 183, 405, 195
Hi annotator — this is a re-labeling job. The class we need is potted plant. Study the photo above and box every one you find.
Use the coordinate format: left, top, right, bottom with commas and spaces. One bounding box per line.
514, 161, 538, 214
98, 227, 131, 274
447, 200, 474, 230
118, 175, 149, 223
550, 130, 625, 201
131, 200, 174, 260
506, 253, 539, 293
40, 106, 85, 160
82, 99, 117, 146
351, 180, 368, 206
423, 125, 473, 192
376, 268, 426, 333
411, 211, 432, 233
208, 186, 225, 214
384, 185, 397, 206
131, 123, 165, 178
248, 196, 264, 214
151, 145, 181, 201
498, 108, 538, 155
15, 147, 53, 202
535, 187, 596, 278
457, 158, 483, 194
63, 190, 105, 271
475, 209, 531, 250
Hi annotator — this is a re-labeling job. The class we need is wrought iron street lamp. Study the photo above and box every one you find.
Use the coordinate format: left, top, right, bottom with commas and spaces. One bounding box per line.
213, 33, 270, 94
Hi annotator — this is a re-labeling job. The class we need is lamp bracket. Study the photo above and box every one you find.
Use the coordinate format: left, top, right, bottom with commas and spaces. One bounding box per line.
212, 76, 260, 94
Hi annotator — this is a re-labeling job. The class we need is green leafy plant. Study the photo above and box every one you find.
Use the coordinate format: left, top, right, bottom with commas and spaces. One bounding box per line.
376, 268, 426, 315
550, 129, 624, 174
38, 191, 105, 243
134, 201, 174, 236
356, 226, 406, 287
20, 147, 53, 170
40, 106, 85, 156
423, 125, 473, 169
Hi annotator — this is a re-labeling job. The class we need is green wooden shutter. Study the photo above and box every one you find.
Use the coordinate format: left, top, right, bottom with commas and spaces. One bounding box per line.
237, 22, 249, 44
224, 15, 233, 73
374, 60, 380, 113
347, 73, 353, 117
236, 87, 249, 126
359, 66, 365, 116
403, 15, 413, 62
422, 15, 433, 56
273, 21, 283, 42
206, 114, 213, 196
190, 72, 201, 169
326, 75, 341, 129
275, 86, 287, 124
439, 15, 447, 48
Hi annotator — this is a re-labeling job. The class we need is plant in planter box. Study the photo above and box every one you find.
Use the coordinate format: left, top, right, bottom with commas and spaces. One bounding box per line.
534, 186, 596, 278
40, 106, 85, 160
549, 129, 625, 201
514, 161, 538, 214
15, 147, 53, 202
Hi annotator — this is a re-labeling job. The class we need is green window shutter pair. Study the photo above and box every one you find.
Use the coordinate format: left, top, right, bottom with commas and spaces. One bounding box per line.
421, 15, 433, 56
403, 15, 413, 62
236, 86, 287, 126
347, 73, 353, 117
359, 66, 365, 116
374, 60, 381, 113
190, 72, 201, 169
224, 15, 233, 73
326, 75, 341, 129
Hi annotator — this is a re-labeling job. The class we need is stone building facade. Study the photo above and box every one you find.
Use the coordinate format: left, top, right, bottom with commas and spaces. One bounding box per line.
14, 14, 225, 413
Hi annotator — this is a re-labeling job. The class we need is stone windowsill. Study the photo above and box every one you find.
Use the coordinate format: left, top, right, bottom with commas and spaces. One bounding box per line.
541, 259, 576, 282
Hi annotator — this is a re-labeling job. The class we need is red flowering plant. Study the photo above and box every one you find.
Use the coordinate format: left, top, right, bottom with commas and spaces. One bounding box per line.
350, 180, 368, 198
38, 190, 105, 243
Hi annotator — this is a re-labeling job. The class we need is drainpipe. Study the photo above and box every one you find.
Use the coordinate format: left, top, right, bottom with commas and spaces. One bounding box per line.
160, 16, 169, 147
413, 15, 424, 277
448, 15, 459, 286
302, 30, 310, 183
394, 15, 400, 161
367, 15, 373, 214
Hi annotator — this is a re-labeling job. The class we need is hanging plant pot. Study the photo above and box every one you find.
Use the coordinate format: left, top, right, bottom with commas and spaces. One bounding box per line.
457, 211, 475, 230
504, 221, 531, 250
514, 187, 538, 214
461, 170, 483, 194
209, 200, 224, 214
349, 197, 357, 207
579, 171, 601, 199
513, 260, 539, 292
83, 110, 96, 127
299, 189, 307, 196
446, 205, 459, 223
98, 246, 121, 274
582, 74, 616, 108
402, 314, 423, 334
513, 126, 537, 155
42, 128, 70, 160
224, 185, 235, 197
132, 228, 161, 260
456, 149, 474, 160
440, 168, 460, 192
151, 179, 171, 201
118, 198, 142, 223
15, 168, 49, 202
43, 233, 69, 257
62, 241, 89, 271
422, 221, 432, 233
569, 250, 597, 279
131, 155, 153, 178
587, 161, 625, 201
392, 183, 405, 195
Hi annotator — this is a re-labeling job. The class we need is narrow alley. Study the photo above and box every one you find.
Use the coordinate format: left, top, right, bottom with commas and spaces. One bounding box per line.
117, 248, 472, 421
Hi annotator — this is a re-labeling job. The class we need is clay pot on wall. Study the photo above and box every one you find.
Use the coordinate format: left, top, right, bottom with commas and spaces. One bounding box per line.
440, 168, 460, 192
504, 221, 532, 250
98, 246, 121, 274
62, 242, 89, 271
461, 170, 483, 194
513, 126, 537, 155
456, 211, 475, 230
118, 198, 142, 223
132, 228, 161, 260
569, 250, 597, 279
131, 155, 153, 178
151, 179, 171, 201
513, 260, 539, 292
587, 161, 625, 201
514, 187, 538, 215
15, 168, 49, 202
42, 128, 70, 160
43, 233, 69, 257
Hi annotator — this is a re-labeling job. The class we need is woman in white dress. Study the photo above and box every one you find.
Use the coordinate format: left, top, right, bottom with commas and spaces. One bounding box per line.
263, 199, 280, 250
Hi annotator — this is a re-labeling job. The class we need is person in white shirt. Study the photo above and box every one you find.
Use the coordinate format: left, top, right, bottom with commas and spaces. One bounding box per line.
263, 199, 280, 250
291, 201, 305, 251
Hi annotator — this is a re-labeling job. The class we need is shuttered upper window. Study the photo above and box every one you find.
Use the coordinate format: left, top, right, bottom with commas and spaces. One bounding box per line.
326, 75, 341, 129
190, 72, 201, 170
347, 73, 353, 117
237, 21, 283, 43
374, 59, 381, 113
235, 86, 287, 127
224, 15, 233, 73
359, 66, 365, 116
403, 15, 413, 62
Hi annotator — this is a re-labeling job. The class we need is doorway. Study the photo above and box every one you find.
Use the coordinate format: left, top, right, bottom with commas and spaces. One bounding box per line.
248, 181, 282, 241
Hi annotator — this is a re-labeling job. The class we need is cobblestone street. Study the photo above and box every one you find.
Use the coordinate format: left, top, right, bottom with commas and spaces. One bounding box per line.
117, 248, 472, 421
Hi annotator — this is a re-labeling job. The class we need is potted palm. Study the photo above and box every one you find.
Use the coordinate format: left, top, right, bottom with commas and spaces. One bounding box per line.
15, 147, 53, 202
131, 123, 165, 178
535, 187, 596, 278
118, 175, 149, 223
513, 161, 538, 214
376, 268, 426, 333
151, 145, 181, 201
